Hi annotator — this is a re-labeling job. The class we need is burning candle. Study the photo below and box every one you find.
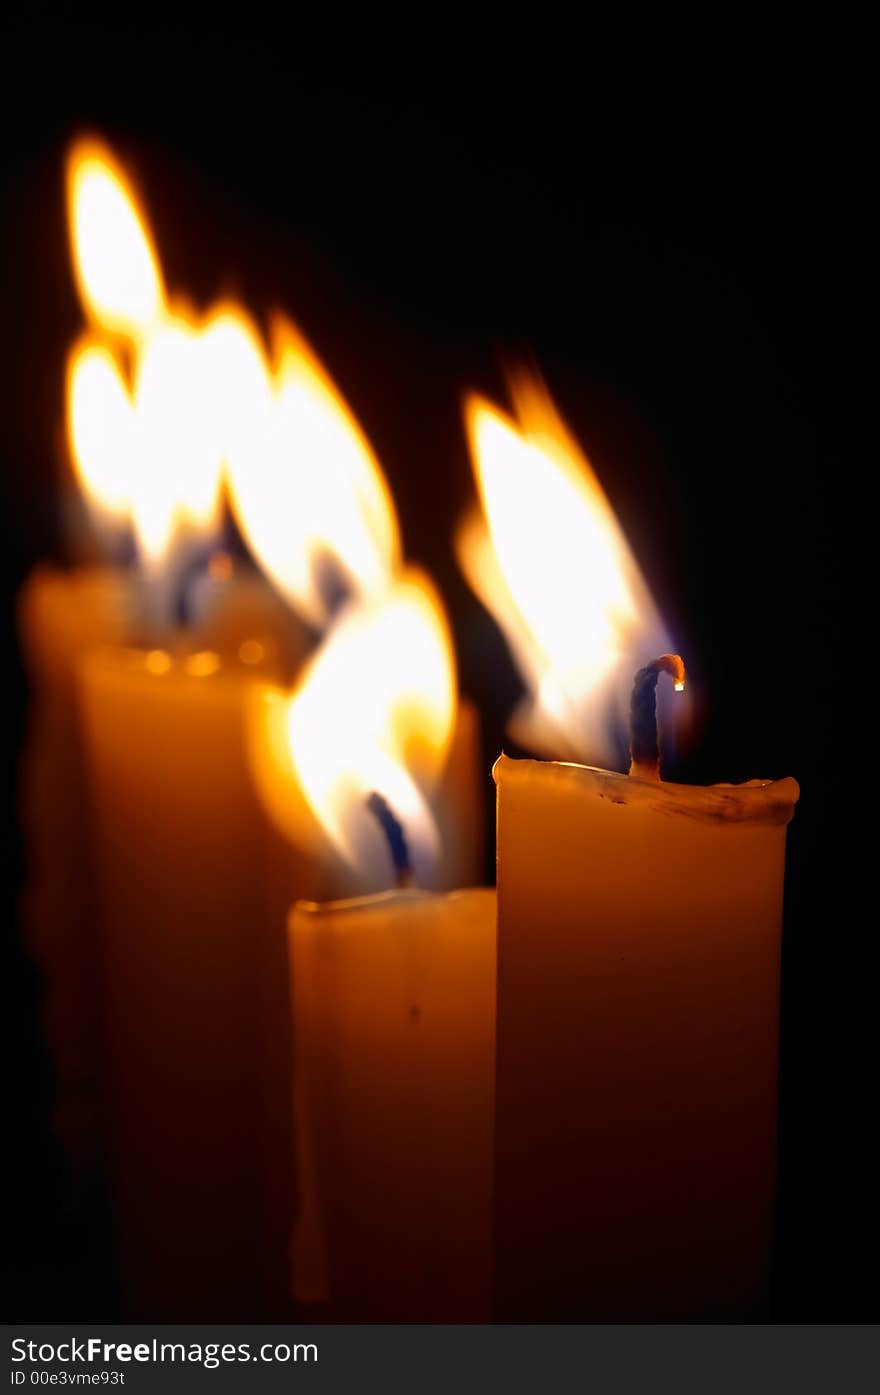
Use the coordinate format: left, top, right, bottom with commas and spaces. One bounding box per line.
42, 138, 313, 1318
460, 373, 799, 1320
257, 571, 496, 1319
47, 135, 486, 1318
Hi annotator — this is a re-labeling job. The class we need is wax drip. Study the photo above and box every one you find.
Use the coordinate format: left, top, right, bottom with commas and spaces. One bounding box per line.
628, 654, 686, 781
366, 791, 414, 889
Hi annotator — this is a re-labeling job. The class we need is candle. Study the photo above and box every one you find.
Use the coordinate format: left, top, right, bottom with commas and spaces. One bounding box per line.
493, 745, 798, 1320
17, 139, 305, 1183
45, 136, 367, 1317
458, 373, 799, 1318
17, 565, 134, 1161
290, 886, 496, 1320
63, 313, 311, 1321
249, 566, 493, 1318
110, 566, 479, 1321
53, 134, 490, 1320
77, 640, 317, 1319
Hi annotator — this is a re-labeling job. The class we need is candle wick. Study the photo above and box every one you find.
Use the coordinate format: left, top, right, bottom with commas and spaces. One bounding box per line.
366, 791, 414, 889
628, 653, 686, 781
170, 547, 233, 631
313, 550, 354, 623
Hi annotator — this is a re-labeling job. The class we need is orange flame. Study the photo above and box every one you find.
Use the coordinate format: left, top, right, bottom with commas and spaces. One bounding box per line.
249, 570, 455, 887
66, 336, 134, 527
66, 139, 230, 571
66, 137, 402, 621
225, 313, 401, 627
458, 370, 671, 763
67, 137, 164, 339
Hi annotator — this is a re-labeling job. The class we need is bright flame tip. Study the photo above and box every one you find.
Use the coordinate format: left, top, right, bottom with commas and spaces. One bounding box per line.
66, 134, 165, 336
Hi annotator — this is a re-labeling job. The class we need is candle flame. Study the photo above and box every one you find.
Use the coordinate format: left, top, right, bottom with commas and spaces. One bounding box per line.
65, 141, 254, 577
225, 313, 401, 628
249, 570, 455, 887
67, 137, 164, 338
129, 314, 227, 563
457, 370, 672, 764
65, 136, 403, 622
66, 337, 134, 526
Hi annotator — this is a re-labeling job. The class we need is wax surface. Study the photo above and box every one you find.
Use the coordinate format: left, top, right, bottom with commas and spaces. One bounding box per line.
493, 755, 798, 1321
17, 561, 308, 1168
17, 566, 134, 1160
290, 887, 496, 1321
78, 645, 324, 1320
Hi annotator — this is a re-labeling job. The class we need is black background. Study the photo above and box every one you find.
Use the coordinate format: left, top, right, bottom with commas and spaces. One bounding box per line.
1, 12, 865, 1320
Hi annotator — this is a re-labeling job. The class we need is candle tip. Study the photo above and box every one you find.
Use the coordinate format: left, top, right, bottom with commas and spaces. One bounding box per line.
628, 654, 686, 780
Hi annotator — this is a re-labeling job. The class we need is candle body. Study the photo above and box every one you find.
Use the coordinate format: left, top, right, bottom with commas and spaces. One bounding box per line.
78, 646, 322, 1320
17, 565, 133, 1160
17, 563, 309, 1170
493, 755, 798, 1321
290, 887, 496, 1321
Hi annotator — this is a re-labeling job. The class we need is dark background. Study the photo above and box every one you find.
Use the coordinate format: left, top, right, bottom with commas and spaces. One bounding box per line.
1, 13, 864, 1319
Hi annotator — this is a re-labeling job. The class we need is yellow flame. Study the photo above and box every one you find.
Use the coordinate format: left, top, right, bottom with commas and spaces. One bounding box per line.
65, 137, 400, 609
66, 137, 235, 573
226, 312, 401, 627
66, 337, 134, 524
67, 137, 164, 338
129, 312, 226, 563
250, 569, 455, 885
68, 308, 230, 566
200, 303, 275, 467
457, 370, 670, 763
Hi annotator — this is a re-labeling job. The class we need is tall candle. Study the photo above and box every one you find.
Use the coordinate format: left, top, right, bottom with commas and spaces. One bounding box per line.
78, 639, 315, 1320
17, 558, 302, 1161
492, 753, 799, 1320
17, 564, 134, 1161
289, 887, 496, 1320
